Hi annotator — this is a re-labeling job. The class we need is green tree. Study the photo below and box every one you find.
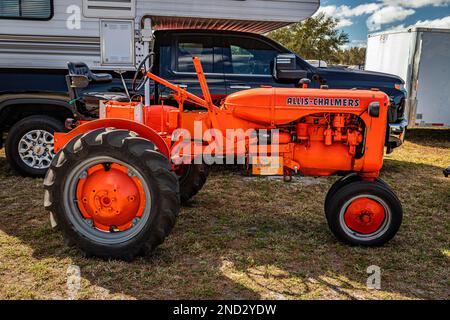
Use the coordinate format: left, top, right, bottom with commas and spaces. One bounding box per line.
334, 47, 367, 66
267, 13, 349, 62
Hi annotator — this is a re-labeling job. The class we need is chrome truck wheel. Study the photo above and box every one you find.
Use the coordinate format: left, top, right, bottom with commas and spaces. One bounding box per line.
5, 115, 65, 177
18, 129, 55, 170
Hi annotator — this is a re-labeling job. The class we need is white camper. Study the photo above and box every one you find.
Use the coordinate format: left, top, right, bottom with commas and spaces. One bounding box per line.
366, 28, 450, 128
0, 0, 320, 71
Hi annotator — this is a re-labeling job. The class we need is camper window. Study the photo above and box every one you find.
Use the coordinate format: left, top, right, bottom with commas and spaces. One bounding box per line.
0, 0, 53, 20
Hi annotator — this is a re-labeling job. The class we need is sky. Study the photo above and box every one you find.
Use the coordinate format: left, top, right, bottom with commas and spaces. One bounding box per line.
316, 0, 450, 48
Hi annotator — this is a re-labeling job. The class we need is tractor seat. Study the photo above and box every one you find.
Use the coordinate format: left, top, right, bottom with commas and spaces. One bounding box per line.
84, 92, 130, 102
67, 62, 112, 83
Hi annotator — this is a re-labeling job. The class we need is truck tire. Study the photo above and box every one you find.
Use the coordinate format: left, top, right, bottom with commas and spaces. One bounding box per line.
325, 180, 402, 247
176, 163, 210, 204
44, 128, 180, 261
5, 115, 66, 177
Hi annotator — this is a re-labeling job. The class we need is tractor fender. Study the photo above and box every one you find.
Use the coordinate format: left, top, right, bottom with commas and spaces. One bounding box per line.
54, 119, 170, 159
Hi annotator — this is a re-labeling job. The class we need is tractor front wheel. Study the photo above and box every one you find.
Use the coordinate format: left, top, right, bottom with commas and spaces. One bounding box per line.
325, 174, 389, 214
325, 180, 402, 246
44, 128, 180, 260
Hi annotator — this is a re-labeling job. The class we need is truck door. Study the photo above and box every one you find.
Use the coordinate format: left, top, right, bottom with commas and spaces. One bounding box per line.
220, 36, 289, 94
158, 34, 225, 105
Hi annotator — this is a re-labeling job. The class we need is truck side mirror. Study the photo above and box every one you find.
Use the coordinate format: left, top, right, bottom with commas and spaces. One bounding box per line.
273, 54, 307, 81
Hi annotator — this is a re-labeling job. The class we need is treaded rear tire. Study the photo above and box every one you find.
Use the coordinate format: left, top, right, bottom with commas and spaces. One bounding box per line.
44, 128, 180, 261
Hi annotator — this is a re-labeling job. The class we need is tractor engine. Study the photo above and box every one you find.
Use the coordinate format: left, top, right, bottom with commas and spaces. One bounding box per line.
224, 87, 389, 178
294, 113, 364, 155
279, 113, 364, 176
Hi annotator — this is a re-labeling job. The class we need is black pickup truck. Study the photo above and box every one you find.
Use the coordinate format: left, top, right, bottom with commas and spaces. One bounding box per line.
0, 29, 408, 177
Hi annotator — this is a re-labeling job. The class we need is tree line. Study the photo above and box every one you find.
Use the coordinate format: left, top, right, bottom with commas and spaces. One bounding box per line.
267, 13, 367, 66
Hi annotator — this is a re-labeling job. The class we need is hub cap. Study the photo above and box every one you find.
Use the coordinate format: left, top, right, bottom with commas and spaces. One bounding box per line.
18, 130, 55, 169
340, 195, 391, 240
344, 198, 386, 234
64, 157, 152, 245
76, 164, 146, 232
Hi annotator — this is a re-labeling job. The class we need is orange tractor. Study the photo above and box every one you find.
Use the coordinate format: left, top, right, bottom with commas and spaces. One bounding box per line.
44, 56, 402, 260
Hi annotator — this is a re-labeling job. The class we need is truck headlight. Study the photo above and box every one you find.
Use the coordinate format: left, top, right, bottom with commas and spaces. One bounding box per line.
394, 83, 405, 91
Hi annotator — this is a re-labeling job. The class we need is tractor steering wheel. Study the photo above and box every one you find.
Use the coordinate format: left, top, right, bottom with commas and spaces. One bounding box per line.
132, 53, 155, 93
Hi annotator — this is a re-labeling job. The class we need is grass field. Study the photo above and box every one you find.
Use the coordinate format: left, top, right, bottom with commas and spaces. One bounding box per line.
0, 129, 448, 300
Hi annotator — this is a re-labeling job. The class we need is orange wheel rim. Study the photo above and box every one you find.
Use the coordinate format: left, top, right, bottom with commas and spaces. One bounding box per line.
76, 163, 146, 232
344, 197, 386, 235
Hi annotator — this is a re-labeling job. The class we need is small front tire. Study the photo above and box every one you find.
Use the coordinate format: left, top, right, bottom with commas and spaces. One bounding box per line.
325, 174, 388, 214
325, 180, 403, 247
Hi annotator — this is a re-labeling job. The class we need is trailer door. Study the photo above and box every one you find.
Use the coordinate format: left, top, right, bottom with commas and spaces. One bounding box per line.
365, 32, 411, 84
415, 31, 450, 127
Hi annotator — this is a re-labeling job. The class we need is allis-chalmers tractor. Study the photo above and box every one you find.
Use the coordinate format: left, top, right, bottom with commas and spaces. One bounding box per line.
44, 56, 403, 260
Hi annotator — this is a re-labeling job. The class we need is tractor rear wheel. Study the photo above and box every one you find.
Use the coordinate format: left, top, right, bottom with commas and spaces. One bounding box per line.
325, 180, 402, 246
44, 128, 180, 260
176, 163, 209, 204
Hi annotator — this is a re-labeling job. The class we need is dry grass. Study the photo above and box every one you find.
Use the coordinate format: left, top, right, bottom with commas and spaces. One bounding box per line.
0, 129, 448, 300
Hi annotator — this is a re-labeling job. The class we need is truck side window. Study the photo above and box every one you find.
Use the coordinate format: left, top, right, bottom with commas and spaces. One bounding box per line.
176, 36, 213, 73
223, 37, 278, 75
0, 0, 53, 20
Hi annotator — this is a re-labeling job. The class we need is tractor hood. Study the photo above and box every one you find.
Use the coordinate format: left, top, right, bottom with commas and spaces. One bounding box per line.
224, 87, 389, 125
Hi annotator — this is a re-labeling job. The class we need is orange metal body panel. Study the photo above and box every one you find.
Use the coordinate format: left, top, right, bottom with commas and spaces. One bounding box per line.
54, 119, 171, 158
252, 156, 284, 176
144, 105, 179, 134
56, 57, 390, 179
104, 102, 140, 121
225, 87, 386, 126
293, 143, 354, 176
168, 86, 389, 177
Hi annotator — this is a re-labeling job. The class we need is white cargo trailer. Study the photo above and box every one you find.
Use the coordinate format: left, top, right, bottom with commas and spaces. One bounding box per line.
366, 27, 450, 128
0, 0, 320, 71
